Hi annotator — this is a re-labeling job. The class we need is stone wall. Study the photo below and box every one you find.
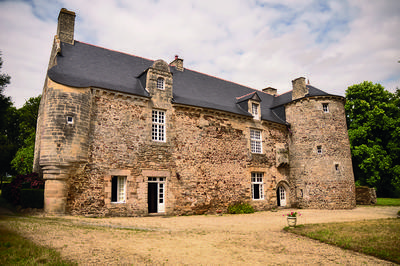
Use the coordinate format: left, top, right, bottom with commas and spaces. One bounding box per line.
356, 186, 377, 205
62, 86, 290, 216
285, 96, 356, 209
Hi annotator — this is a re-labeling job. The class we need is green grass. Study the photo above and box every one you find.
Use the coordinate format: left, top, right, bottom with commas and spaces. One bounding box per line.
376, 198, 400, 206
0, 225, 76, 265
285, 219, 400, 264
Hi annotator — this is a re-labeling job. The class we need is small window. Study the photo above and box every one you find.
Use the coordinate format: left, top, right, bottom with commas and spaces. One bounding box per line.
152, 110, 166, 142
157, 78, 165, 90
111, 176, 127, 203
322, 103, 329, 113
317, 145, 322, 154
335, 164, 339, 171
251, 103, 259, 119
251, 173, 264, 200
66, 116, 73, 124
250, 129, 262, 154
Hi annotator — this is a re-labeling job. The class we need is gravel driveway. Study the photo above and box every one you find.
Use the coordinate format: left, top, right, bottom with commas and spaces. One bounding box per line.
1, 206, 398, 265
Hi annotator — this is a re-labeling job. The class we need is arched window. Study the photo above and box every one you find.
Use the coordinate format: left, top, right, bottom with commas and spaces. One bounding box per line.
157, 77, 165, 90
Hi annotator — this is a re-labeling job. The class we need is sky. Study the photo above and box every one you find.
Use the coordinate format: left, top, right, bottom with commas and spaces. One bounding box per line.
0, 0, 399, 108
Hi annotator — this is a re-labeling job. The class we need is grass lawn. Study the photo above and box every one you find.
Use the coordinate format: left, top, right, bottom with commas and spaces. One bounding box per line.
376, 198, 400, 206
0, 191, 75, 265
285, 219, 400, 264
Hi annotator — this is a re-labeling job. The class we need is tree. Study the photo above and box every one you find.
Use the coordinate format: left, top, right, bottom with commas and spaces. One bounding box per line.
11, 95, 41, 175
345, 81, 400, 197
0, 52, 15, 185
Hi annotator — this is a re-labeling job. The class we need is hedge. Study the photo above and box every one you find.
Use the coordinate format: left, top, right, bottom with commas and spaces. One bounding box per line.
20, 189, 44, 209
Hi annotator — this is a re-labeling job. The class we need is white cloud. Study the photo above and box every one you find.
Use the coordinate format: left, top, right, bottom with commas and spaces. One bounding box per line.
0, 0, 399, 108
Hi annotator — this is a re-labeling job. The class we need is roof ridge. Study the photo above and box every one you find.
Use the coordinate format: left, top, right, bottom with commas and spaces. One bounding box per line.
182, 67, 257, 91
74, 40, 155, 63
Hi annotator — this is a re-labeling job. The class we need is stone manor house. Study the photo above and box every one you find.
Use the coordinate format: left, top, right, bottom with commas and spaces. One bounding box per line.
33, 9, 356, 216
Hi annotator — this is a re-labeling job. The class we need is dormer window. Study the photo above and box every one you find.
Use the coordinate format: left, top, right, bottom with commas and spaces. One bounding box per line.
157, 78, 165, 90
251, 103, 260, 119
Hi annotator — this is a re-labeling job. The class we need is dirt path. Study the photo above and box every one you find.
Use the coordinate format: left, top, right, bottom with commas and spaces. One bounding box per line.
1, 206, 398, 265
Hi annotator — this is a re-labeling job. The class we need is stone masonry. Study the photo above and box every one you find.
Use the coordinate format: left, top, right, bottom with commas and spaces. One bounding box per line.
33, 8, 356, 216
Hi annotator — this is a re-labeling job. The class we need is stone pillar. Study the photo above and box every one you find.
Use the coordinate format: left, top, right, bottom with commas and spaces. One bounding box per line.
42, 165, 69, 214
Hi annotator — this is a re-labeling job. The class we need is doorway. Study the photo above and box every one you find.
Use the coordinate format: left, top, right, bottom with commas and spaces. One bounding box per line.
147, 177, 165, 213
277, 186, 286, 207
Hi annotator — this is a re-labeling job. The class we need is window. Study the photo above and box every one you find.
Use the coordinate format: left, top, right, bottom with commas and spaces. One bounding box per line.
323, 103, 329, 113
111, 176, 126, 203
152, 110, 166, 142
251, 102, 259, 119
157, 78, 164, 90
66, 116, 73, 124
251, 173, 264, 200
317, 145, 322, 154
250, 129, 262, 153
335, 164, 339, 171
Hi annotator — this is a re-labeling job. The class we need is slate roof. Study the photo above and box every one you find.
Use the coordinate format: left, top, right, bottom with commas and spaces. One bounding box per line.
48, 41, 338, 125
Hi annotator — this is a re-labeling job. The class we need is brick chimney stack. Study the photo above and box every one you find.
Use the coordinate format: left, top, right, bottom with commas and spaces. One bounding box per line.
291, 77, 308, 100
170, 55, 184, 71
57, 8, 76, 44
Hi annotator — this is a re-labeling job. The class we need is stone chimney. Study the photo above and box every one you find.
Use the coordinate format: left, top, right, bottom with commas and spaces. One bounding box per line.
262, 87, 277, 96
57, 8, 76, 44
292, 77, 308, 100
170, 55, 184, 71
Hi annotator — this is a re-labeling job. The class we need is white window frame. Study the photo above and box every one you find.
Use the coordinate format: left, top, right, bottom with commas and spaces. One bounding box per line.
66, 116, 73, 124
251, 102, 260, 119
251, 173, 264, 200
152, 110, 166, 142
111, 176, 127, 203
250, 129, 262, 154
148, 177, 166, 213
157, 77, 165, 90
322, 103, 329, 113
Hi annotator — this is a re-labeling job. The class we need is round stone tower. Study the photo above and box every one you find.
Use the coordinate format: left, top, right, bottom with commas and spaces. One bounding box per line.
285, 77, 355, 209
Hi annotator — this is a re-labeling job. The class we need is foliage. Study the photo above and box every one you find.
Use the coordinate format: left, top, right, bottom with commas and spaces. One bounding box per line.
0, 225, 76, 265
227, 202, 255, 214
376, 198, 400, 206
2, 173, 44, 205
20, 189, 44, 208
286, 219, 400, 264
11, 132, 36, 175
10, 95, 41, 175
345, 81, 400, 197
284, 211, 301, 217
0, 52, 15, 178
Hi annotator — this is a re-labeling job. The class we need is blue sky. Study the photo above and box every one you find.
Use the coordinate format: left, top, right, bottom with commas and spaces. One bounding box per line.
0, 0, 399, 107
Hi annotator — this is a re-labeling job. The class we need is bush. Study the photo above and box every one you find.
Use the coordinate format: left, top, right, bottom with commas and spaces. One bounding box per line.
2, 173, 44, 205
227, 202, 255, 214
20, 189, 44, 208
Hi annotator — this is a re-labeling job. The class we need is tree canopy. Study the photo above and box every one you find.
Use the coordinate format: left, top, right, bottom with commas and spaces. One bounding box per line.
345, 81, 400, 197
0, 52, 41, 178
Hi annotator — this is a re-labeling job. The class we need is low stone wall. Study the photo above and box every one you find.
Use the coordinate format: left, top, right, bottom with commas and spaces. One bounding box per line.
356, 186, 377, 205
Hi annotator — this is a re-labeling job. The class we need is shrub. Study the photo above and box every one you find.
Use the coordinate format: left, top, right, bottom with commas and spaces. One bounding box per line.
2, 173, 44, 205
20, 189, 44, 208
227, 202, 255, 214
